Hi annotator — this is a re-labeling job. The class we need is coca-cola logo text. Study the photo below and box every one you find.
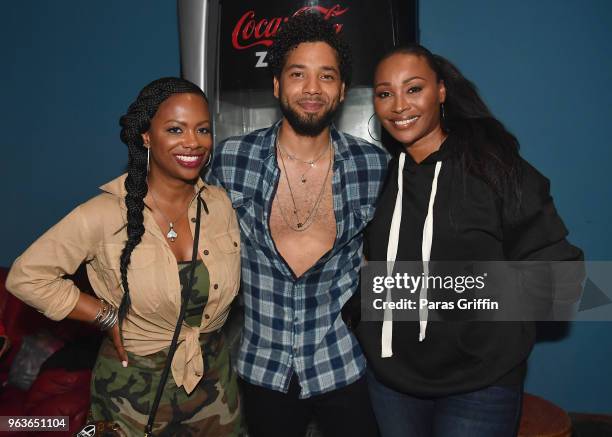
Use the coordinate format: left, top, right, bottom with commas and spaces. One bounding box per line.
231, 5, 349, 50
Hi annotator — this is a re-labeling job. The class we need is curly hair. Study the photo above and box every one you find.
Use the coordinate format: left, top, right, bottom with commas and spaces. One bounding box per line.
268, 12, 352, 87
117, 77, 207, 325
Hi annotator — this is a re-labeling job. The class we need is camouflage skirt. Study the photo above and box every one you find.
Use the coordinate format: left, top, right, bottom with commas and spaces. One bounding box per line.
90, 332, 243, 436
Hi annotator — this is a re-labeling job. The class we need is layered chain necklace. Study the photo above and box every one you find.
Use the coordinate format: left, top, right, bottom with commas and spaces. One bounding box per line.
149, 190, 192, 242
277, 139, 329, 184
276, 135, 333, 231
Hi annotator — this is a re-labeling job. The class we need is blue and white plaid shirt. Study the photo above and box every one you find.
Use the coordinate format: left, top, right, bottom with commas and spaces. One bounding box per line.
207, 121, 389, 398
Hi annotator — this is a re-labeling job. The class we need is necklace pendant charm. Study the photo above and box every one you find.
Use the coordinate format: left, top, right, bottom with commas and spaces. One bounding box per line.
167, 222, 178, 242
309, 162, 315, 167
297, 222, 303, 228
301, 176, 307, 184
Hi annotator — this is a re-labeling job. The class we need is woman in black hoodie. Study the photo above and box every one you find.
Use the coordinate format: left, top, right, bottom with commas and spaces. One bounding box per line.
356, 45, 583, 437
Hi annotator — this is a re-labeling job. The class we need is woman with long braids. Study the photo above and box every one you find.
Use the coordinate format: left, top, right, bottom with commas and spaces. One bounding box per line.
356, 45, 583, 436
7, 77, 243, 435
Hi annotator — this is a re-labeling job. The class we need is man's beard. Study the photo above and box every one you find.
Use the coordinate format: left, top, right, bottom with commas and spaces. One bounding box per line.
279, 94, 341, 137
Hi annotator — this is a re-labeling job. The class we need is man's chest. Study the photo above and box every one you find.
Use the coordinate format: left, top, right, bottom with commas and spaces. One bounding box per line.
270, 166, 335, 229
268, 165, 336, 276
217, 148, 382, 254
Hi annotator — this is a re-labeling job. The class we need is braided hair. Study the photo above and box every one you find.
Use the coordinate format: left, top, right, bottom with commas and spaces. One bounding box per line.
117, 77, 207, 324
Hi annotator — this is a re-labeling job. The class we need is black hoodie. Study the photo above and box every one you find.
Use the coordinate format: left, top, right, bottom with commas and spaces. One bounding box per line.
356, 135, 583, 397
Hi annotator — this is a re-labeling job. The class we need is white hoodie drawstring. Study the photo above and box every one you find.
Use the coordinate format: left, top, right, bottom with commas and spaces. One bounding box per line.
419, 161, 442, 342
381, 153, 405, 358
381, 156, 442, 357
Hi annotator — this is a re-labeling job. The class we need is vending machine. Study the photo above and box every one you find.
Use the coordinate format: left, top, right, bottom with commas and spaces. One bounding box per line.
177, 0, 418, 146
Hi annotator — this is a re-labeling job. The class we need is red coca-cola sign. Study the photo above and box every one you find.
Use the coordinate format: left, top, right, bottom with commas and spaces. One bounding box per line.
231, 5, 349, 50
219, 0, 415, 91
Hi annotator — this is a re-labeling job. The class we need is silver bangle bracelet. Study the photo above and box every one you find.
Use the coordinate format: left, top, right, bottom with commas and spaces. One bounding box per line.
94, 299, 118, 331
93, 299, 106, 324
98, 306, 118, 330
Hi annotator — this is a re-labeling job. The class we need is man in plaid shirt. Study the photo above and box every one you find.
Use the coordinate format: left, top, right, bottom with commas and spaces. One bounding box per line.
207, 14, 388, 437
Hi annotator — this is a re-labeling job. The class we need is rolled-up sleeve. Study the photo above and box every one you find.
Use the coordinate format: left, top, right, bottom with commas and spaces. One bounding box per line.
6, 204, 96, 320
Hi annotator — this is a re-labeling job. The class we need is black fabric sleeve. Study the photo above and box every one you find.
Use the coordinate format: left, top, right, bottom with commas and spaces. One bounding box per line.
502, 159, 583, 262
502, 159, 584, 316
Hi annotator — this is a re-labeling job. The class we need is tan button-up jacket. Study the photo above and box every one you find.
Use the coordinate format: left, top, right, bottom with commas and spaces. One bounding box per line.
6, 174, 241, 393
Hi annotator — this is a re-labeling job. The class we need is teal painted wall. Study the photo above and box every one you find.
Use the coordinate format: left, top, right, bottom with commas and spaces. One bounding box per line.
420, 0, 612, 413
0, 0, 180, 266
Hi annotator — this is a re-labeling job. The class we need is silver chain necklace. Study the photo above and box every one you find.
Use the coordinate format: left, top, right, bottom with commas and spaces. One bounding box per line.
276, 135, 332, 231
149, 189, 191, 242
277, 140, 330, 184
